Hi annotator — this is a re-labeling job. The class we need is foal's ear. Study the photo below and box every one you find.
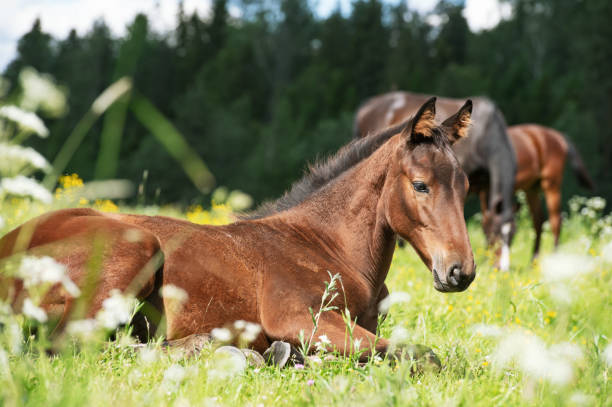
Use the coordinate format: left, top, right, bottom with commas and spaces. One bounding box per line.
402, 97, 437, 141
442, 99, 472, 144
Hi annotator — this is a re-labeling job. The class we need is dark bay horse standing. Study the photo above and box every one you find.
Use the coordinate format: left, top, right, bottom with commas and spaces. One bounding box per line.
355, 91, 517, 269
0, 98, 475, 363
505, 124, 594, 257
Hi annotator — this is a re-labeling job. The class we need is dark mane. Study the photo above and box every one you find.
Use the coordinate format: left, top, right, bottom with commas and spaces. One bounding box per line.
241, 121, 412, 220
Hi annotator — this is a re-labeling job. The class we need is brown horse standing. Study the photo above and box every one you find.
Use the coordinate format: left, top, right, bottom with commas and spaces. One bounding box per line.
355, 91, 517, 269
498, 124, 594, 257
0, 98, 475, 362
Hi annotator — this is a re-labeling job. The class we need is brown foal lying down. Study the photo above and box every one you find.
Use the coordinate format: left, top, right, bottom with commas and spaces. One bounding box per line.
0, 98, 475, 364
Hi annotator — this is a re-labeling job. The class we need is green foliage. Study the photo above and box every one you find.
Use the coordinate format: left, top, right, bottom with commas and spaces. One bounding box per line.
2, 0, 610, 208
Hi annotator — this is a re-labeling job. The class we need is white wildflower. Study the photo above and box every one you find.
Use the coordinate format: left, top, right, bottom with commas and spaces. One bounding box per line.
601, 241, 612, 264
239, 322, 261, 343
22, 298, 47, 323
0, 105, 49, 137
353, 338, 362, 351
471, 323, 504, 337
95, 290, 138, 329
159, 284, 188, 304
602, 343, 612, 367
540, 252, 594, 282
1, 175, 52, 203
378, 291, 411, 314
162, 364, 187, 392
315, 334, 331, 352
389, 326, 410, 346
0, 348, 8, 378
19, 67, 67, 117
0, 143, 50, 174
586, 196, 606, 211
209, 346, 247, 381
226, 190, 253, 211
18, 255, 80, 297
211, 327, 232, 342
493, 331, 579, 385
66, 319, 98, 340
138, 347, 159, 364
569, 392, 595, 406
233, 320, 247, 330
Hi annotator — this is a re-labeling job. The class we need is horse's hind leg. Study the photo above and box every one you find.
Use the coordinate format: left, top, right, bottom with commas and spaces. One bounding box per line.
525, 187, 544, 258
0, 210, 162, 331
542, 181, 562, 248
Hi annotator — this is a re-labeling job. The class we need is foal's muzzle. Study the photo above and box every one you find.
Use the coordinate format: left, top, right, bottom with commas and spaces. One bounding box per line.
432, 261, 476, 292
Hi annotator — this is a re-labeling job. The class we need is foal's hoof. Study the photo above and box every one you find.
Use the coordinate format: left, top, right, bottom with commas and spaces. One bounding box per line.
241, 348, 265, 368
395, 344, 442, 374
263, 341, 291, 368
214, 346, 266, 368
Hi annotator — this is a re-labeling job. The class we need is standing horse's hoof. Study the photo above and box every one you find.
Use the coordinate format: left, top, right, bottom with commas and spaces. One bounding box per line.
394, 344, 442, 374
263, 341, 291, 368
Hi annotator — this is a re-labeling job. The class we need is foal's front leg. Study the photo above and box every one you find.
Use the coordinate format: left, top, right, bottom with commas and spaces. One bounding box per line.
262, 309, 440, 370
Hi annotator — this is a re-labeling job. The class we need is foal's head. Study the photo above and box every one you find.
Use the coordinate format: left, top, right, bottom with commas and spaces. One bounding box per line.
384, 98, 475, 292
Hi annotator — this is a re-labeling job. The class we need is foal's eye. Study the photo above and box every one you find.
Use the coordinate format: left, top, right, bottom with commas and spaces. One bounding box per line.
412, 181, 429, 193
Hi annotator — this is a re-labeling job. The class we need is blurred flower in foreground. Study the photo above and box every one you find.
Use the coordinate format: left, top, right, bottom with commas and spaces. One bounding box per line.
0, 105, 49, 138
209, 347, 247, 381
601, 241, 612, 264
471, 323, 504, 337
162, 364, 187, 393
315, 334, 331, 352
211, 327, 232, 342
160, 284, 188, 313
378, 291, 411, 314
19, 67, 67, 118
95, 290, 138, 329
540, 253, 594, 282
1, 175, 52, 203
602, 343, 612, 367
540, 252, 595, 303
492, 330, 583, 385
66, 319, 99, 341
233, 320, 261, 343
0, 144, 50, 176
17, 256, 76, 297
22, 298, 47, 323
18, 255, 80, 297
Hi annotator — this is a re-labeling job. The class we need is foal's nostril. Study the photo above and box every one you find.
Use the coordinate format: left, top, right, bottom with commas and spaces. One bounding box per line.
448, 264, 462, 287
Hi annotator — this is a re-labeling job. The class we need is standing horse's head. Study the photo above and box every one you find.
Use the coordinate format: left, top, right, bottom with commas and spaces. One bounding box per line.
384, 97, 476, 292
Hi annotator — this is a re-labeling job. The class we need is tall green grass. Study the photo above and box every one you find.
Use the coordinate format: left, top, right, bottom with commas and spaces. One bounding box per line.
0, 194, 610, 407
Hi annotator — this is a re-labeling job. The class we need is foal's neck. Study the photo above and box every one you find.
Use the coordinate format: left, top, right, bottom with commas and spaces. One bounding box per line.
278, 136, 399, 291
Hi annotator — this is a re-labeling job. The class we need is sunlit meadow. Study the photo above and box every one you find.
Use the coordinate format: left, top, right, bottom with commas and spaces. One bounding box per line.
0, 177, 610, 406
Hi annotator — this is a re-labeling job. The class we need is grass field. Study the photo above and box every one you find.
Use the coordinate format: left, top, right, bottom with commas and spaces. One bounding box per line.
0, 182, 610, 407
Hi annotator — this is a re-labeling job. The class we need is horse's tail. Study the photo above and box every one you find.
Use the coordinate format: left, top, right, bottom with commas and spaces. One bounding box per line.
565, 138, 595, 190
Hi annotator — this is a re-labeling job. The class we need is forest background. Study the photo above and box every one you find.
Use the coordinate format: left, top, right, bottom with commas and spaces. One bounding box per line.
3, 0, 610, 209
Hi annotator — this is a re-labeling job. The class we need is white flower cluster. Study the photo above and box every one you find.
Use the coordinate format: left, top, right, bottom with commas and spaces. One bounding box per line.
0, 143, 50, 176
1, 175, 53, 203
66, 290, 139, 340
233, 319, 261, 343
18, 255, 81, 297
378, 291, 411, 314
159, 284, 188, 304
95, 289, 139, 329
0, 105, 49, 138
314, 334, 331, 352
493, 331, 583, 385
471, 324, 584, 385
19, 67, 67, 118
